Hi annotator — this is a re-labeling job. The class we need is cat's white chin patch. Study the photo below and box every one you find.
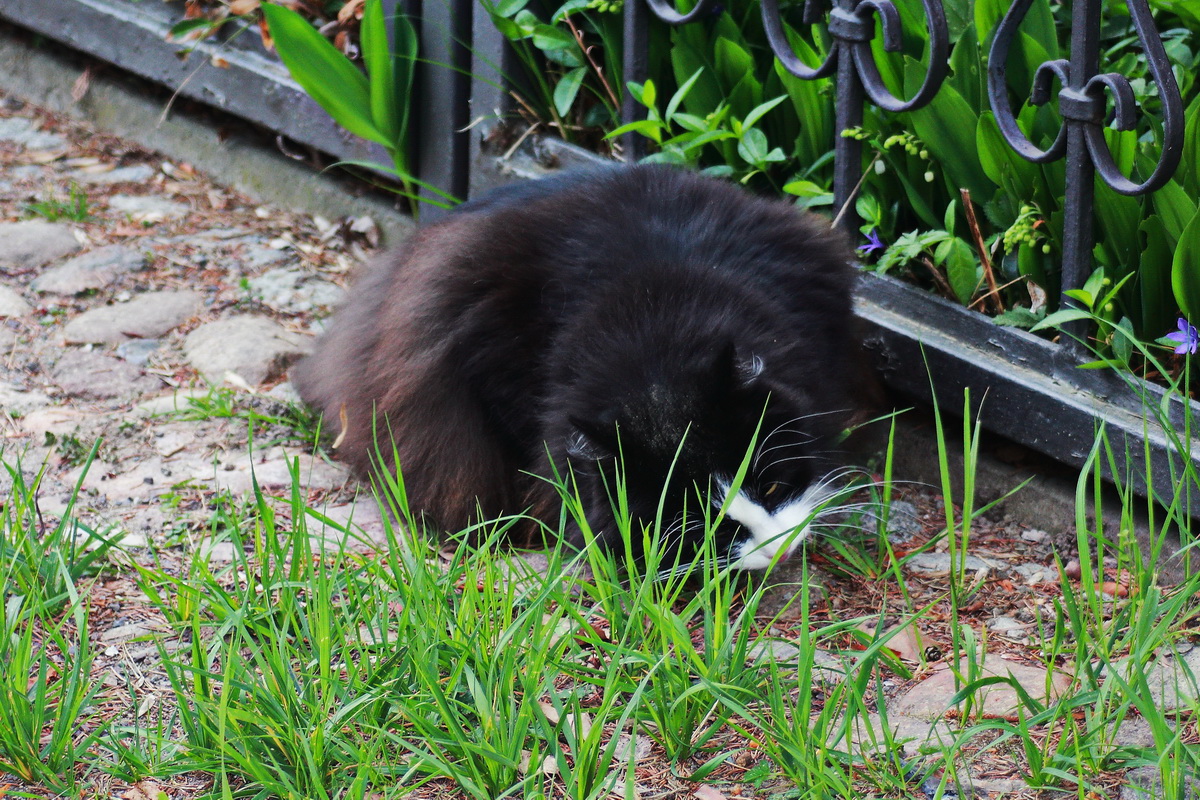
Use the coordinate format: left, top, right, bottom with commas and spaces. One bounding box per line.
718, 481, 827, 570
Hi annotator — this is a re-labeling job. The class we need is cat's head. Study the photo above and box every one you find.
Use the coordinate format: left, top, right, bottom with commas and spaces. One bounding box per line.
557, 343, 852, 572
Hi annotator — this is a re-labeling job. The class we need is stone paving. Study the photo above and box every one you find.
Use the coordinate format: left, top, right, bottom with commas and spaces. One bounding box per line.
1, 93, 1198, 799
0, 93, 382, 552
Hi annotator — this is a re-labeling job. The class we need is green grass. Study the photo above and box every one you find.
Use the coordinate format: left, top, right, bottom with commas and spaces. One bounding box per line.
171, 385, 323, 446
0, 381, 1198, 798
23, 181, 92, 222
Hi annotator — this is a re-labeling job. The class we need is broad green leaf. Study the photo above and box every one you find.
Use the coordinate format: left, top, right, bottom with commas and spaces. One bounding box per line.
551, 0, 589, 20
531, 24, 576, 51
1093, 130, 1140, 272
1064, 288, 1095, 309
1171, 207, 1200, 318
976, 112, 1039, 203
1139, 216, 1175, 336
361, 0, 398, 145
937, 237, 981, 305
541, 45, 584, 68
1181, 95, 1200, 198
262, 3, 385, 146
993, 307, 1046, 328
670, 25, 725, 117
1017, 239, 1048, 289
513, 9, 539, 34
784, 179, 831, 198
553, 67, 587, 118
975, 0, 1006, 46
495, 0, 531, 16
741, 95, 787, 131
666, 68, 704, 121
714, 37, 761, 118
676, 129, 737, 152
905, 59, 994, 201
1152, 177, 1196, 245
943, 0, 973, 43
672, 112, 709, 133
1030, 308, 1093, 332
948, 22, 983, 113
168, 18, 218, 39
641, 79, 657, 110
391, 10, 418, 153
605, 118, 664, 141
738, 127, 770, 165
488, 14, 522, 40
773, 50, 833, 166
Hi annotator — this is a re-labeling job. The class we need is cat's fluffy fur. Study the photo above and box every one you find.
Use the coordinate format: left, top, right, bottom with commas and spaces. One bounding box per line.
293, 165, 866, 568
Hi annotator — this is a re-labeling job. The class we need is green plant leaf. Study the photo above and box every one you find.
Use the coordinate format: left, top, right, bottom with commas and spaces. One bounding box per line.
532, 24, 577, 51
670, 26, 724, 117
553, 67, 587, 118
1152, 177, 1197, 245
262, 3, 385, 146
641, 78, 657, 110
948, 22, 983, 112
713, 36, 761, 118
391, 10, 418, 159
495, 0, 531, 16
1030, 308, 1093, 332
741, 95, 788, 131
1139, 215, 1175, 336
905, 60, 994, 201
737, 127, 770, 165
361, 0, 398, 146
666, 68, 704, 121
1181, 94, 1200, 198
938, 237, 981, 305
1171, 207, 1200, 318
606, 118, 665, 141
976, 111, 1040, 203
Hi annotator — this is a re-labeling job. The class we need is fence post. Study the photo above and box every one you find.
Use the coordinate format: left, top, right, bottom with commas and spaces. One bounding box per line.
760, 0, 948, 234
411, 0, 472, 216
987, 0, 1184, 344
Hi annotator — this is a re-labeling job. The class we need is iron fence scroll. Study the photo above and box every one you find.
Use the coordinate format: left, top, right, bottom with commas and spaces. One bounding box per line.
988, 0, 1184, 340
625, 0, 1185, 316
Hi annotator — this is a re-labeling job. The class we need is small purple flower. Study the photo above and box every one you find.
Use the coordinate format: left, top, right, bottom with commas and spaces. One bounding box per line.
1166, 317, 1199, 355
857, 229, 884, 257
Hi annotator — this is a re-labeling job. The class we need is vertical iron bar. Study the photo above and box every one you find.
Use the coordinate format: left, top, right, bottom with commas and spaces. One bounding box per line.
1059, 0, 1101, 346
832, 9, 864, 236
622, 0, 649, 161
467, 0, 517, 196
415, 0, 471, 218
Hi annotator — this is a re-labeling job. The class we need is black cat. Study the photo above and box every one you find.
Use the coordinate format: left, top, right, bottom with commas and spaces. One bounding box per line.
293, 165, 867, 569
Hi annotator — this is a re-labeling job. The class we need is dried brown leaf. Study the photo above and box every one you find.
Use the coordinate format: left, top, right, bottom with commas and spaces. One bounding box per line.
337, 0, 366, 23
72, 67, 93, 102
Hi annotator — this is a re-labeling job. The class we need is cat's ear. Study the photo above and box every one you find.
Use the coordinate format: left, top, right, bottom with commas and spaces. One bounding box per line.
716, 341, 765, 388
567, 414, 619, 459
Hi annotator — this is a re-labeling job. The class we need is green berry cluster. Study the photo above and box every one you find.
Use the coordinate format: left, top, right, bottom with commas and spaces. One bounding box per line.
586, 0, 624, 12
1003, 204, 1053, 254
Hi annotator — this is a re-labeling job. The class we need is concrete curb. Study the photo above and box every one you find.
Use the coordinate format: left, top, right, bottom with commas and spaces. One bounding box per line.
0, 23, 415, 247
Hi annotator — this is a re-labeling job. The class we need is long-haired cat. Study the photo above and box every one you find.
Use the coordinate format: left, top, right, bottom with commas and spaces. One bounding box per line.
293, 165, 866, 569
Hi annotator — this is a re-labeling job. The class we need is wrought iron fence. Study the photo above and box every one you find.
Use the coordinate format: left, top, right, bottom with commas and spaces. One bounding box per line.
616, 0, 1185, 332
